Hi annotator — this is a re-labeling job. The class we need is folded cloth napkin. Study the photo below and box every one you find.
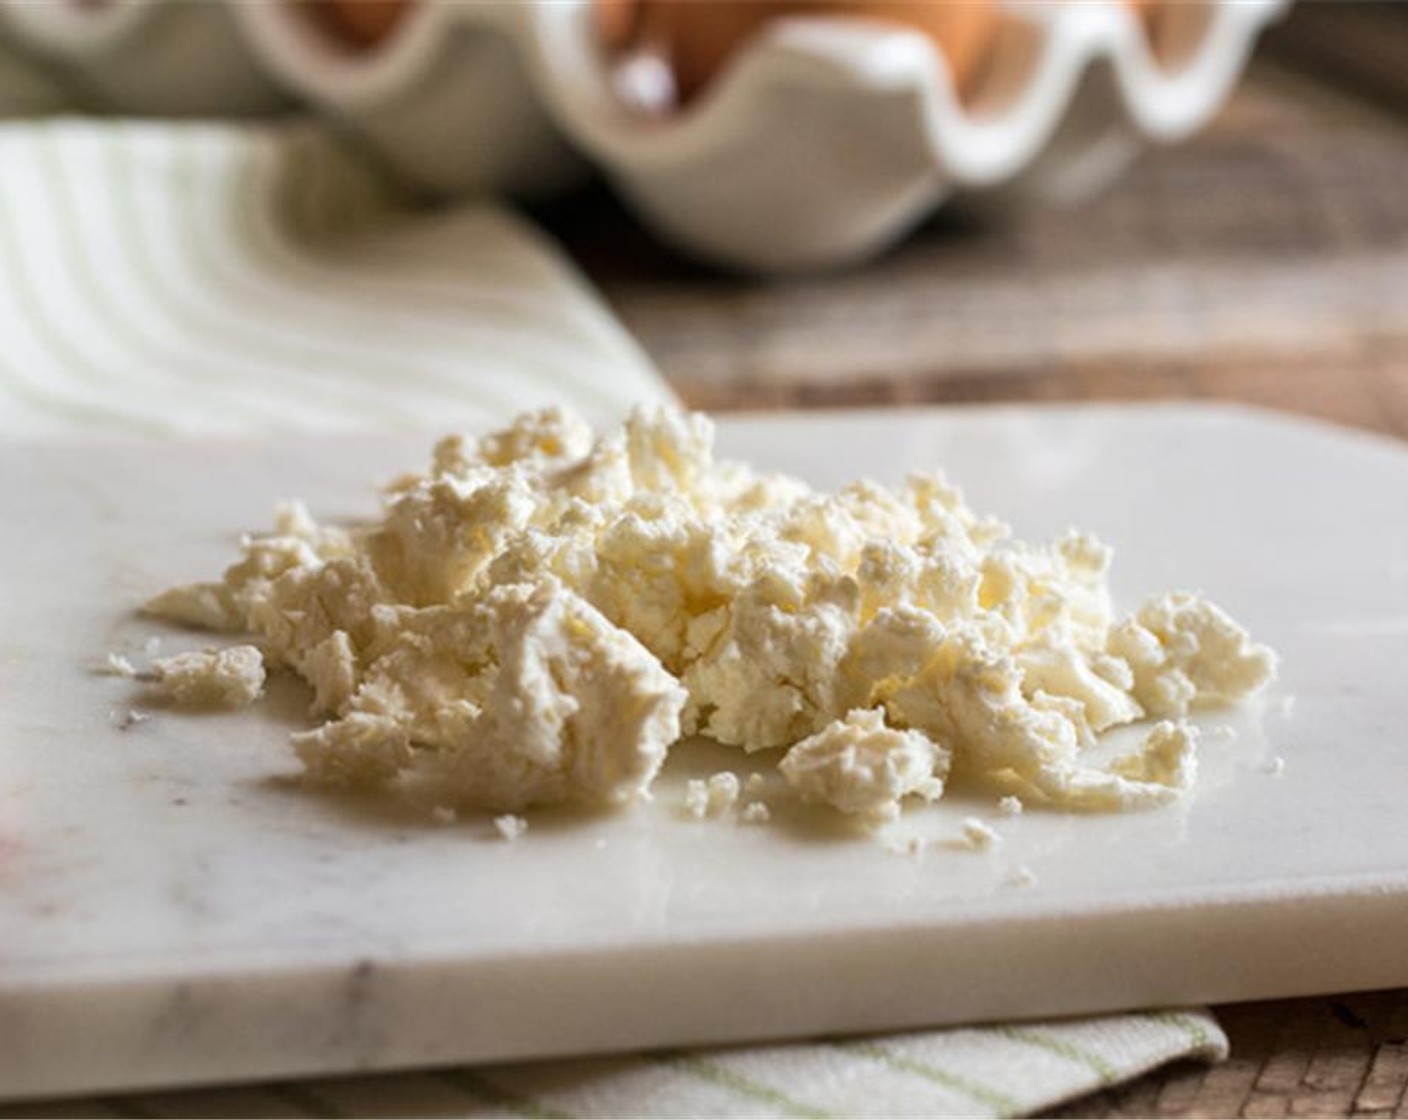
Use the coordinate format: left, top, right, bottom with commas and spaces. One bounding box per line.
0, 111, 1227, 1118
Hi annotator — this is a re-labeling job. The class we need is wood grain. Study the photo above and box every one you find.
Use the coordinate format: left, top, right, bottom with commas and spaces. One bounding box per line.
1263, 1, 1408, 120
543, 62, 1408, 441
542, 28, 1408, 1116
1048, 993, 1408, 1119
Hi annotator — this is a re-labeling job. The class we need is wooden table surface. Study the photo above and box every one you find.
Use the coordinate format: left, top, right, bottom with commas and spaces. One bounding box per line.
539, 32, 1408, 1119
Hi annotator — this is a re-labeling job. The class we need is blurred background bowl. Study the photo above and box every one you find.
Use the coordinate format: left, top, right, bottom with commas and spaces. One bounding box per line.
0, 0, 1288, 271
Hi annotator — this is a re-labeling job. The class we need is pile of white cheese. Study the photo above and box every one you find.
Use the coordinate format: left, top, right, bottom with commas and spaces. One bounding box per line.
145, 406, 1276, 825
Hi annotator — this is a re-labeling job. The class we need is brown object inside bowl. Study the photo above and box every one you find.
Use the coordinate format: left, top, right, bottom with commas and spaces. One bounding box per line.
301, 0, 413, 51
293, 1, 1194, 105
599, 1, 1004, 104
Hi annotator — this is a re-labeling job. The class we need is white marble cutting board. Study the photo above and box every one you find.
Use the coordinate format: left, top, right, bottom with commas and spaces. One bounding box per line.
3, 403, 1408, 1102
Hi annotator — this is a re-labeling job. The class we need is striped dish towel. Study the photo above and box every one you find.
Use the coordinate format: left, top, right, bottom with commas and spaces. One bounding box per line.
0, 1012, 1222, 1119
0, 115, 1227, 1117
0, 118, 668, 436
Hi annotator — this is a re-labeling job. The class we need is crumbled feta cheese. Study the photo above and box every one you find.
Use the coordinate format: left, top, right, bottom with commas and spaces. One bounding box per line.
780, 709, 947, 824
144, 405, 1276, 824
144, 582, 241, 633
740, 801, 771, 825
707, 772, 740, 814
1111, 720, 1198, 792
493, 814, 527, 841
1109, 595, 1278, 719
289, 584, 684, 811
151, 646, 265, 708
685, 772, 741, 819
1262, 756, 1286, 777
998, 795, 1024, 816
684, 779, 710, 819
99, 652, 137, 678
954, 817, 1001, 851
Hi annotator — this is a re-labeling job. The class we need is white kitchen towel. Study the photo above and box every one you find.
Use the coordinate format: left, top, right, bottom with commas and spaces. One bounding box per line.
0, 118, 667, 438
0, 116, 1227, 1118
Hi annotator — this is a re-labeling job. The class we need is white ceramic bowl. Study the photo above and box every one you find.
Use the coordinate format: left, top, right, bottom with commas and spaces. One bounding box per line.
516, 0, 1288, 270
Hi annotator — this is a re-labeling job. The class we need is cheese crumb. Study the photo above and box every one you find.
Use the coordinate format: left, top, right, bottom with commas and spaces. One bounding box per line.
740, 801, 771, 824
1111, 721, 1198, 791
494, 814, 527, 841
151, 646, 265, 708
998, 795, 1024, 816
780, 709, 946, 825
1006, 865, 1038, 888
685, 772, 741, 819
99, 652, 137, 678
1262, 756, 1286, 777
954, 818, 1001, 851
684, 780, 709, 818
1109, 595, 1278, 720
708, 772, 740, 814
